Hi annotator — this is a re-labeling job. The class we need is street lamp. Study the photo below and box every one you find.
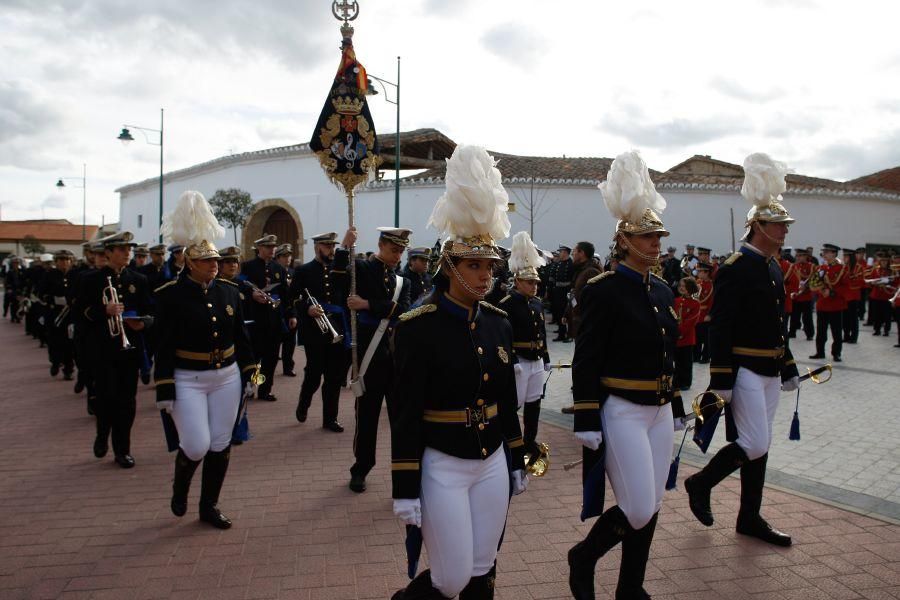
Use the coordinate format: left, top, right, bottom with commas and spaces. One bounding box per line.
367, 56, 401, 227
117, 108, 164, 242
55, 163, 87, 241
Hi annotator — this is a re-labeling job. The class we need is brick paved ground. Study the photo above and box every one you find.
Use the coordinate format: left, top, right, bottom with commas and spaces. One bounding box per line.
1, 318, 899, 599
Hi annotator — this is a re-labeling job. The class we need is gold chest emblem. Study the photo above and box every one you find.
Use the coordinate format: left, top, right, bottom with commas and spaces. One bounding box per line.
128, 284, 136, 294
225, 304, 234, 316
239, 293, 245, 301
497, 346, 509, 364
275, 272, 280, 280
668, 306, 677, 320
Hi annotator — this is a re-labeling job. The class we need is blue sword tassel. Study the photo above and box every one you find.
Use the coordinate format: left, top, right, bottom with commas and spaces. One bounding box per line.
666, 427, 690, 490
789, 387, 801, 441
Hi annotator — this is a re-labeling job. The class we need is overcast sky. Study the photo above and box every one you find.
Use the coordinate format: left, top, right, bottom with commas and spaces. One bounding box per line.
2, 0, 899, 226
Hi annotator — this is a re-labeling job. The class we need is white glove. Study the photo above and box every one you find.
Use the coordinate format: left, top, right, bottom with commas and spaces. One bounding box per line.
674, 417, 686, 432
544, 362, 552, 372
513, 363, 523, 376
511, 469, 528, 495
393, 498, 421, 527
709, 389, 732, 403
157, 400, 173, 414
575, 431, 603, 451
781, 376, 801, 392
38, 316, 45, 326
243, 381, 257, 398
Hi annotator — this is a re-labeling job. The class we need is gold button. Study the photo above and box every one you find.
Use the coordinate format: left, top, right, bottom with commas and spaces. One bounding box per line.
211, 316, 217, 322
481, 448, 487, 456
661, 328, 666, 335
477, 398, 484, 406
663, 352, 667, 358
653, 306, 659, 313
483, 374, 489, 382
477, 347, 483, 355
213, 332, 219, 338
478, 423, 485, 431
215, 363, 222, 369
207, 303, 212, 308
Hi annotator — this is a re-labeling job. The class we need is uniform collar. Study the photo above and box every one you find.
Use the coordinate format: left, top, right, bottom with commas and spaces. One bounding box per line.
186, 274, 215, 290
616, 263, 647, 284
439, 292, 479, 322
740, 243, 768, 261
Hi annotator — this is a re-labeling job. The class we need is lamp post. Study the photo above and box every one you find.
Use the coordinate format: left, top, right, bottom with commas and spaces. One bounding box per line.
117, 108, 164, 242
368, 57, 401, 227
55, 163, 87, 241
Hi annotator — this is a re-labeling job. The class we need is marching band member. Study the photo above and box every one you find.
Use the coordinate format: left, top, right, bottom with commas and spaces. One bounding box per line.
869, 251, 894, 337
390, 145, 525, 600
842, 248, 863, 343
274, 243, 298, 377
685, 153, 800, 546
290, 230, 356, 432
789, 248, 815, 340
810, 243, 847, 361
76, 232, 151, 468
40, 249, 76, 380
500, 231, 550, 463
891, 256, 900, 347
693, 262, 714, 363
346, 227, 411, 493
139, 243, 169, 291
569, 151, 681, 600
674, 276, 701, 391
402, 246, 434, 305
241, 234, 291, 401
154, 191, 256, 529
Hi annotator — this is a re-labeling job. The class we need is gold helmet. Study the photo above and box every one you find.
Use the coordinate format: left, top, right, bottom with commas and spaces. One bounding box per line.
601, 151, 670, 239
741, 153, 794, 237
161, 191, 225, 261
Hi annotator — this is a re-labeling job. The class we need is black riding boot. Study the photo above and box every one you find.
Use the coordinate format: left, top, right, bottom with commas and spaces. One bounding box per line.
615, 512, 658, 600
171, 449, 201, 517
684, 442, 748, 526
199, 446, 232, 529
459, 565, 496, 600
568, 505, 631, 600
392, 569, 451, 600
522, 400, 542, 461
736, 453, 791, 546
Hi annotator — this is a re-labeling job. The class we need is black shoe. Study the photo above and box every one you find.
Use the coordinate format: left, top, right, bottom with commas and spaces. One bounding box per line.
684, 475, 714, 526
873, 331, 881, 336
845, 339, 857, 344
63, 371, 73, 381
199, 505, 232, 529
93, 435, 108, 458
832, 356, 842, 362
349, 474, 367, 493
114, 454, 135, 469
295, 403, 308, 423
50, 364, 60, 377
893, 344, 900, 348
562, 337, 573, 343
808, 353, 825, 359
140, 371, 151, 385
736, 515, 791, 546
257, 393, 277, 401
568, 506, 629, 600
283, 370, 297, 377
74, 380, 85, 394
323, 421, 344, 433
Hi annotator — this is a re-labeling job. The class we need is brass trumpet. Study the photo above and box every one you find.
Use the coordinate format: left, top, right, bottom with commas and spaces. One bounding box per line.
524, 442, 550, 477
305, 288, 343, 345
103, 276, 132, 350
246, 281, 281, 308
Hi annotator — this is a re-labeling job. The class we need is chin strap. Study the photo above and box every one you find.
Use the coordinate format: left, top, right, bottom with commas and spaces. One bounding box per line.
444, 257, 489, 301
619, 237, 661, 265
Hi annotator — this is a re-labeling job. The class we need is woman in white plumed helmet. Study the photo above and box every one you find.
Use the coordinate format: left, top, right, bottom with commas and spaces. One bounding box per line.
390, 145, 527, 600
568, 151, 683, 600
154, 191, 258, 530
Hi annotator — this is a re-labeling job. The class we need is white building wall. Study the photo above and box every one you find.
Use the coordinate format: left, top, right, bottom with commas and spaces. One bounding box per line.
120, 153, 900, 260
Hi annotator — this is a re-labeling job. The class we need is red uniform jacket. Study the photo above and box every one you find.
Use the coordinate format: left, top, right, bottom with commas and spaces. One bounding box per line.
696, 279, 714, 322
792, 262, 814, 302
675, 295, 701, 347
869, 265, 894, 301
815, 262, 848, 312
781, 259, 800, 314
844, 263, 864, 302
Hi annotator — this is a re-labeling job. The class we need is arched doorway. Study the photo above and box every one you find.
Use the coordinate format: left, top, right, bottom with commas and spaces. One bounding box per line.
241, 198, 304, 262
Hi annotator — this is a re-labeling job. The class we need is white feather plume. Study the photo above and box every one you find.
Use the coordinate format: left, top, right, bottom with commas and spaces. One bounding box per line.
741, 153, 788, 208
160, 190, 225, 247
428, 145, 511, 243
508, 231, 545, 273
598, 150, 666, 223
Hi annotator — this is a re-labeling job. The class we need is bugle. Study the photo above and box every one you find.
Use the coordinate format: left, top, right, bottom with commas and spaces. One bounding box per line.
305, 288, 343, 344
103, 276, 132, 350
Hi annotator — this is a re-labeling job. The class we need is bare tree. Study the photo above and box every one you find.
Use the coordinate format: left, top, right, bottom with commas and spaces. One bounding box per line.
506, 176, 559, 238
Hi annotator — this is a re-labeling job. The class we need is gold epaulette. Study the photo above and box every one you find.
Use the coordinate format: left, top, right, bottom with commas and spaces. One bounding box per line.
724, 252, 742, 266
398, 303, 437, 322
479, 301, 507, 317
650, 272, 666, 283
498, 294, 512, 304
216, 277, 238, 287
153, 279, 178, 294
587, 271, 615, 284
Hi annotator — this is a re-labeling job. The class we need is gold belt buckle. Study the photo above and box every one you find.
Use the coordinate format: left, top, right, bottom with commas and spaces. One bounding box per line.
210, 348, 223, 364
466, 407, 485, 428
657, 375, 673, 394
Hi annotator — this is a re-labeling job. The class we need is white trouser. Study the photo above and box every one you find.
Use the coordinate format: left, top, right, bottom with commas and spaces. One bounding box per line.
172, 364, 242, 461
601, 395, 674, 530
730, 367, 780, 461
514, 357, 545, 408
420, 446, 510, 598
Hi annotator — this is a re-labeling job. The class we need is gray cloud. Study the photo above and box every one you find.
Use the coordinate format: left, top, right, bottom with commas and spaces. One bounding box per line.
42, 194, 68, 209
0, 81, 67, 170
709, 76, 785, 103
480, 23, 547, 66
599, 104, 750, 149
808, 131, 900, 180
761, 111, 823, 136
